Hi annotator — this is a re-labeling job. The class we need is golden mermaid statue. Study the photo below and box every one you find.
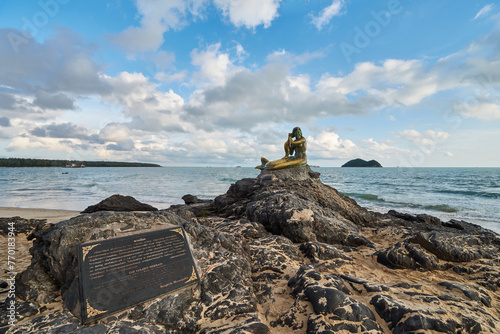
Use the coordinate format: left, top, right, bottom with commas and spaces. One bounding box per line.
256, 127, 307, 170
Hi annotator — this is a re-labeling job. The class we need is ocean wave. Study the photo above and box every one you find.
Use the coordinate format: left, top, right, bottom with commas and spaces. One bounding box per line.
220, 177, 238, 182
343, 193, 385, 202
437, 189, 500, 199
384, 200, 460, 213
16, 188, 41, 192
422, 204, 459, 213
16, 187, 74, 192
355, 195, 460, 214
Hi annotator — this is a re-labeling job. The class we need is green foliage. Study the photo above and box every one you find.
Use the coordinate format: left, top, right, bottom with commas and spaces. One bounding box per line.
0, 158, 162, 168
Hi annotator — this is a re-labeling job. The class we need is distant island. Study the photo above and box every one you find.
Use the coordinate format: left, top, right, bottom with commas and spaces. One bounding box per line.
0, 158, 161, 168
341, 158, 382, 167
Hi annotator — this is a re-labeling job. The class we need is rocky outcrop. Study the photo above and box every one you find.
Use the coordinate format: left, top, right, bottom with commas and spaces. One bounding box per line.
5, 211, 263, 333
376, 241, 441, 270
214, 165, 379, 247
341, 158, 382, 167
2, 166, 499, 333
0, 217, 47, 237
182, 194, 211, 205
81, 194, 158, 213
370, 291, 495, 333
169, 195, 215, 218
288, 265, 383, 333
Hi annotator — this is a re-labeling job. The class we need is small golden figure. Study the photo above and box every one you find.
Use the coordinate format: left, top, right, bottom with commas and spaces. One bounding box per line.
256, 127, 307, 170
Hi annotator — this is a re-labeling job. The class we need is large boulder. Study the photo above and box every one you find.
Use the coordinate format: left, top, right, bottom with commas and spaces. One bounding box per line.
10, 211, 261, 333
82, 194, 158, 213
214, 165, 379, 247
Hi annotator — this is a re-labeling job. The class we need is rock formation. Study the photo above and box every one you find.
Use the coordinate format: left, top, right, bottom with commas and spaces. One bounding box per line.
342, 158, 383, 167
81, 194, 158, 213
0, 217, 47, 237
1, 166, 499, 333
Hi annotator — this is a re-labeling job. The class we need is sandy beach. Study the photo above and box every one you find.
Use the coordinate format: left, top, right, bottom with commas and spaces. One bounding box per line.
0, 207, 80, 224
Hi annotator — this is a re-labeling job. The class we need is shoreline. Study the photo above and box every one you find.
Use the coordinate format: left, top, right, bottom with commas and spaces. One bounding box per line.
0, 207, 81, 224
1, 204, 499, 234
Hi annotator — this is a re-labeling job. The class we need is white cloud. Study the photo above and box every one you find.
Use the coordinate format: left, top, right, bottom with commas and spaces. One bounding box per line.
110, 0, 207, 53
461, 102, 500, 119
316, 59, 440, 106
359, 138, 410, 157
0, 27, 108, 95
153, 129, 262, 165
190, 43, 244, 87
6, 137, 44, 151
184, 62, 380, 132
0, 93, 63, 122
270, 49, 286, 58
425, 130, 450, 141
287, 75, 311, 94
100, 123, 131, 142
474, 4, 494, 20
213, 0, 283, 29
306, 131, 357, 159
395, 129, 450, 148
6, 136, 78, 153
390, 129, 457, 167
311, 0, 345, 30
236, 43, 247, 59
317, 44, 500, 108
101, 71, 187, 133
112, 0, 282, 54
33, 91, 75, 110
30, 122, 98, 141
306, 133, 410, 163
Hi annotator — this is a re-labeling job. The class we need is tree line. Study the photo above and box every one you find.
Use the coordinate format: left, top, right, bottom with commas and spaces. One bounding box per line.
0, 158, 162, 168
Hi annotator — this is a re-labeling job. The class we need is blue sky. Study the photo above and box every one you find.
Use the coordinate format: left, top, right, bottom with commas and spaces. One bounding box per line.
0, 0, 499, 167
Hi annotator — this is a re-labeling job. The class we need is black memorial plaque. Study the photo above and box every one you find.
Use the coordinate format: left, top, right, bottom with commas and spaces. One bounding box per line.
77, 226, 199, 323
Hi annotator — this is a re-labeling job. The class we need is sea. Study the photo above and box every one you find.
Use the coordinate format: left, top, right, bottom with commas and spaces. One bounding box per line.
1, 167, 499, 234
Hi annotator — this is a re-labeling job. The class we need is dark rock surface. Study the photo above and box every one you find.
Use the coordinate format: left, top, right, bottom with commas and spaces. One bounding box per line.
81, 194, 158, 213
376, 240, 441, 270
214, 165, 378, 247
0, 217, 47, 237
3, 166, 500, 333
341, 158, 382, 167
369, 292, 493, 333
288, 265, 383, 333
409, 229, 500, 262
182, 194, 211, 205
170, 199, 215, 219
